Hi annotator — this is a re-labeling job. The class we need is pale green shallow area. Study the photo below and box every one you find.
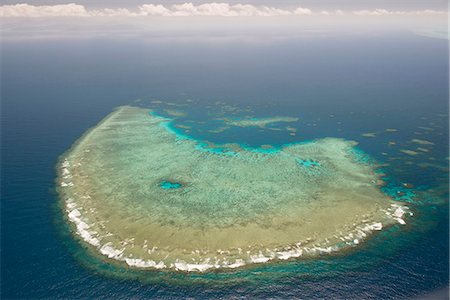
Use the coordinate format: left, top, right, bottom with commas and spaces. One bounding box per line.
58, 106, 409, 272
224, 116, 299, 128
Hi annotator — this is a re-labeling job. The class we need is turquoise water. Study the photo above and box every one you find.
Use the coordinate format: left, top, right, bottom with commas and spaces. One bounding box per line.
160, 181, 183, 189
297, 159, 321, 167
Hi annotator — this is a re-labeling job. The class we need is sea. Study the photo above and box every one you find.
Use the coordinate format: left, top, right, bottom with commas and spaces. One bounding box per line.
1, 31, 448, 299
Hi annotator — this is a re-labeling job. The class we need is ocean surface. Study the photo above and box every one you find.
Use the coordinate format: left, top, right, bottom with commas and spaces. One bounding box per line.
1, 32, 448, 299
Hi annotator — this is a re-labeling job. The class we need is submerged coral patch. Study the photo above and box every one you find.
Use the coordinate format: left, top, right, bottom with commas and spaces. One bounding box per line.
58, 106, 408, 272
160, 180, 183, 189
297, 159, 321, 168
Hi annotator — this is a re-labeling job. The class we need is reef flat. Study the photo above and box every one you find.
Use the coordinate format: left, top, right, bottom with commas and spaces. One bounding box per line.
225, 116, 299, 128
58, 106, 409, 272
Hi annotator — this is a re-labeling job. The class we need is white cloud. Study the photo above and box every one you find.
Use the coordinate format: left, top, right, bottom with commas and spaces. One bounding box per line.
138, 3, 301, 17
91, 8, 137, 17
293, 7, 312, 15
0, 3, 446, 18
0, 3, 89, 17
0, 3, 301, 17
139, 4, 171, 16
352, 9, 445, 16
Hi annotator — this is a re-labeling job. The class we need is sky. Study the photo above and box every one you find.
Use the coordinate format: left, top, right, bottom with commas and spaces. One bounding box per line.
1, 1, 448, 16
0, 0, 448, 10
0, 1, 448, 40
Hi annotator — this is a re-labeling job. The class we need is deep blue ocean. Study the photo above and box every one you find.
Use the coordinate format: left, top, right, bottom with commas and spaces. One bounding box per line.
1, 32, 448, 299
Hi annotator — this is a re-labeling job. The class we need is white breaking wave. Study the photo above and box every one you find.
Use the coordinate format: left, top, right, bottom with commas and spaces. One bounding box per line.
66, 200, 101, 248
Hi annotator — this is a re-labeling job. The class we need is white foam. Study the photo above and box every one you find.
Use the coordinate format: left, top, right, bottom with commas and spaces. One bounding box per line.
173, 260, 215, 272
393, 207, 405, 218
100, 242, 125, 259
62, 159, 70, 168
276, 248, 303, 260
79, 230, 100, 247
66, 208, 101, 247
389, 204, 410, 225
224, 259, 246, 268
356, 230, 367, 238
368, 222, 383, 231
68, 209, 81, 219
309, 246, 334, 253
125, 258, 166, 269
250, 252, 270, 263
66, 198, 76, 208
395, 218, 406, 225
